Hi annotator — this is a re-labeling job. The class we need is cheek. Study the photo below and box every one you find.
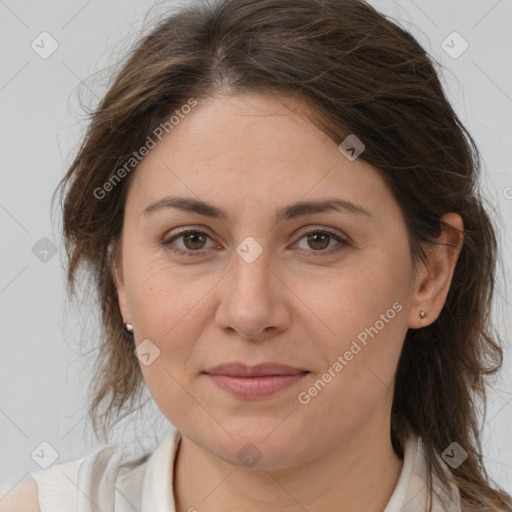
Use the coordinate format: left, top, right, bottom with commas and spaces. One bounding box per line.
139, 361, 198, 428
128, 271, 205, 422
122, 251, 215, 405
301, 252, 408, 353
297, 251, 410, 418
123, 247, 207, 336
295, 303, 406, 443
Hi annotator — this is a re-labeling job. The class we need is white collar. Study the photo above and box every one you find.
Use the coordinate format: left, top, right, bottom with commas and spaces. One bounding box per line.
131, 427, 461, 511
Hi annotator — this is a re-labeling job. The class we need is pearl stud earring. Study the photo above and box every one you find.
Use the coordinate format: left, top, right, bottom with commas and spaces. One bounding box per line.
122, 316, 134, 333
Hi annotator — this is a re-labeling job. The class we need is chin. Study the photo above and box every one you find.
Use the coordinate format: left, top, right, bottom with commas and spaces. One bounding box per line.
206, 426, 309, 470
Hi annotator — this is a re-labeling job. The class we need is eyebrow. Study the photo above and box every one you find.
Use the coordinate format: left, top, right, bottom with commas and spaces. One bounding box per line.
142, 196, 372, 223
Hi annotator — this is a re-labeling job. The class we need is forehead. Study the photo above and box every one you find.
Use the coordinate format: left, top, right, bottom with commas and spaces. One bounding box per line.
150, 93, 336, 165
126, 92, 394, 221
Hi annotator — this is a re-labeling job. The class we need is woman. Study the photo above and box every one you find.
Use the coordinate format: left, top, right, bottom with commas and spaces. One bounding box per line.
5, 0, 511, 510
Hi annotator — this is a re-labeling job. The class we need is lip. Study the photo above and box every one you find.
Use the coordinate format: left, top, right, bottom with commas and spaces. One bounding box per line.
204, 362, 309, 377
203, 363, 309, 399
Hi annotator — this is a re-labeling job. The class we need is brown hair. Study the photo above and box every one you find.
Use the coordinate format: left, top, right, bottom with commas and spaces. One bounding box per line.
52, 0, 512, 509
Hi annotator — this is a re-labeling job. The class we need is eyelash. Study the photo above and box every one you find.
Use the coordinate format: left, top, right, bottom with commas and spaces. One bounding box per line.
161, 228, 349, 258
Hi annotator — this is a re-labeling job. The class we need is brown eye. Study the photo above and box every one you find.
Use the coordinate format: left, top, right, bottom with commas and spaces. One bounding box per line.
306, 232, 331, 251
162, 227, 348, 258
181, 231, 207, 250
294, 229, 348, 255
162, 229, 216, 257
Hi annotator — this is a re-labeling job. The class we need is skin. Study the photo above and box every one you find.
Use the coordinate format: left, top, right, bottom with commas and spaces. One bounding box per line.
112, 92, 463, 512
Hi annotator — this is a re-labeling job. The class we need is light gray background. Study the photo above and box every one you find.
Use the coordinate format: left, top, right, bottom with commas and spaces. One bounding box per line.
1, 0, 511, 498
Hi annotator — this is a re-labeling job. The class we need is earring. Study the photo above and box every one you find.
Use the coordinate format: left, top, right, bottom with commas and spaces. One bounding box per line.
122, 316, 133, 333
419, 310, 427, 319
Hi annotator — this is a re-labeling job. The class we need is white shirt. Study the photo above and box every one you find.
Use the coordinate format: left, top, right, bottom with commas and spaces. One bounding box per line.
30, 426, 462, 511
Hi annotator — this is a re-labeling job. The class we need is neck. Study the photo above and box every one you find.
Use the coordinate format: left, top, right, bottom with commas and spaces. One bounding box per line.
173, 416, 403, 512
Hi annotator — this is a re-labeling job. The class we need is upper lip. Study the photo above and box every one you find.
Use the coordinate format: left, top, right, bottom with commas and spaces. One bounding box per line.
204, 363, 309, 377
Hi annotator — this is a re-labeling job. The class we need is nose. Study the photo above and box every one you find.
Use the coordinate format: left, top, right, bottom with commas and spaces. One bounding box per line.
214, 250, 291, 342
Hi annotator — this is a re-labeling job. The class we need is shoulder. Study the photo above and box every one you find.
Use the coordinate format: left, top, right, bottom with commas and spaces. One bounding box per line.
0, 476, 41, 512
24, 455, 84, 512
27, 442, 151, 512
1, 433, 174, 512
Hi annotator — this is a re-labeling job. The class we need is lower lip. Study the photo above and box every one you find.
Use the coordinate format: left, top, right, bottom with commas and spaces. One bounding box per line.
204, 373, 308, 399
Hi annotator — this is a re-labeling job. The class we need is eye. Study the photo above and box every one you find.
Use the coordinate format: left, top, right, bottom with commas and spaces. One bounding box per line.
161, 227, 348, 257
162, 229, 217, 257
293, 228, 348, 255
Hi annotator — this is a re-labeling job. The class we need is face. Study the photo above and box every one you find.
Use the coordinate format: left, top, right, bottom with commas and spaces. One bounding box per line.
114, 92, 419, 469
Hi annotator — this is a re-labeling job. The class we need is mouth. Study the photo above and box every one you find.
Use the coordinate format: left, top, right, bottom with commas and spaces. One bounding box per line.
202, 363, 310, 399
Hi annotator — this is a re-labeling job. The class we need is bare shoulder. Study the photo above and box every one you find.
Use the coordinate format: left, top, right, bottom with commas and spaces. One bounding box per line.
0, 477, 41, 512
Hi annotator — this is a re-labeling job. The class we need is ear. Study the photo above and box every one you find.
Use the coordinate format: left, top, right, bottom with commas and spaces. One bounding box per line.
408, 212, 464, 329
108, 239, 130, 323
